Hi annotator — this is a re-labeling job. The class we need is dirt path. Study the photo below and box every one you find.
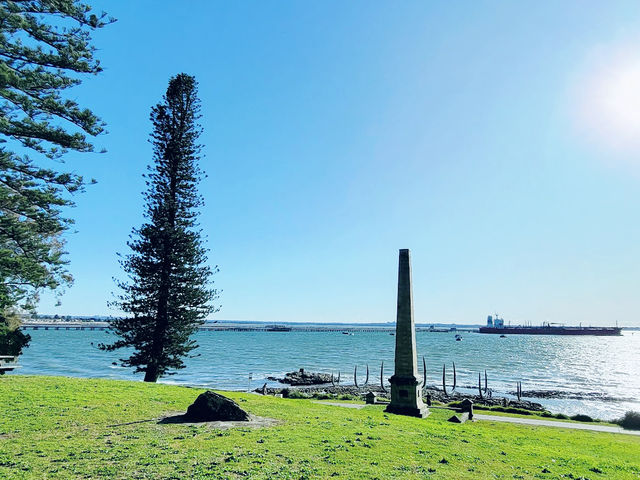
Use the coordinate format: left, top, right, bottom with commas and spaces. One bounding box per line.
313, 402, 639, 436
312, 401, 368, 409
475, 414, 640, 436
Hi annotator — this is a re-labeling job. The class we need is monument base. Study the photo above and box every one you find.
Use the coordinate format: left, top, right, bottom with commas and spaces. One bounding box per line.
384, 403, 430, 418
385, 374, 430, 418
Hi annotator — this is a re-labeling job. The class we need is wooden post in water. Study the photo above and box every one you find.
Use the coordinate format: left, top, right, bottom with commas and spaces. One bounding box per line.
442, 364, 448, 397
452, 362, 457, 391
422, 356, 427, 388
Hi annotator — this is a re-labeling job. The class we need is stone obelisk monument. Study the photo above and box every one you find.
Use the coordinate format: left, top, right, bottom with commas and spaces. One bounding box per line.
385, 249, 429, 418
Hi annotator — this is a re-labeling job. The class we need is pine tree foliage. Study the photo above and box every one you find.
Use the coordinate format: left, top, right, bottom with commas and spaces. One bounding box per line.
0, 307, 29, 365
0, 0, 113, 317
100, 74, 219, 383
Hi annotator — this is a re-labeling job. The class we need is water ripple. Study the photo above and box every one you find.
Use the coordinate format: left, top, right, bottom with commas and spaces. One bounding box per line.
15, 329, 640, 419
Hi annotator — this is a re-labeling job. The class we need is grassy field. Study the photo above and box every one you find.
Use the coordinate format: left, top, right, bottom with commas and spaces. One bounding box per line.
1, 376, 638, 479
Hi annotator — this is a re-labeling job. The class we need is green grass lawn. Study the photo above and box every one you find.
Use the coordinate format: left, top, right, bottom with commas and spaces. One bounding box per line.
1, 376, 638, 479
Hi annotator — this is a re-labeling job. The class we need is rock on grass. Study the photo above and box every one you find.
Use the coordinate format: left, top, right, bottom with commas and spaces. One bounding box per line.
185, 391, 250, 422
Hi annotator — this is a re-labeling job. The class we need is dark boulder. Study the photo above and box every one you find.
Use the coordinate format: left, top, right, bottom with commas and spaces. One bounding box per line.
185, 391, 250, 422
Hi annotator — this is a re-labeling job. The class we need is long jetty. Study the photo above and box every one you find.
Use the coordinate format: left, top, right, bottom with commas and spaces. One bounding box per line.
20, 322, 478, 333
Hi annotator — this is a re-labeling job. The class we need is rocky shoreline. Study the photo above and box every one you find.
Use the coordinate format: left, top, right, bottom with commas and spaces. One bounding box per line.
263, 369, 630, 411
266, 368, 332, 386
255, 382, 546, 411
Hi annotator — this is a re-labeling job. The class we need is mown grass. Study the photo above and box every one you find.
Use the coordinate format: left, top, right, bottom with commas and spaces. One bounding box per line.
1, 376, 639, 479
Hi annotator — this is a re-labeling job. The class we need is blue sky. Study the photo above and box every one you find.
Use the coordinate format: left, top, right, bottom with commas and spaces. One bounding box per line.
37, 1, 640, 326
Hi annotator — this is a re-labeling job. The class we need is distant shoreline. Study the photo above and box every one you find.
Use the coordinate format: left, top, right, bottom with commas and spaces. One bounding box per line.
24, 316, 640, 329
19, 321, 478, 333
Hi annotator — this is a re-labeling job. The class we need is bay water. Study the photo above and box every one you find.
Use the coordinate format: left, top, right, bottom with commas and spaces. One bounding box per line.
14, 328, 640, 420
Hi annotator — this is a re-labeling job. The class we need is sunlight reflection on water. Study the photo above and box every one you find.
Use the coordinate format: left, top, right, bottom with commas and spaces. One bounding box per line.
16, 329, 640, 419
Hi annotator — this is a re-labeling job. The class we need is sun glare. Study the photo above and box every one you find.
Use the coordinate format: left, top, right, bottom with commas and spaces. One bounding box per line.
576, 46, 640, 159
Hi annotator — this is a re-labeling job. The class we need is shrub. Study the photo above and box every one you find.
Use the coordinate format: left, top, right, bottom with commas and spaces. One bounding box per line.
540, 411, 553, 418
554, 413, 569, 420
616, 411, 640, 430
570, 414, 593, 422
283, 389, 310, 399
505, 407, 533, 415
0, 312, 31, 360
312, 393, 333, 400
483, 406, 534, 415
338, 394, 359, 401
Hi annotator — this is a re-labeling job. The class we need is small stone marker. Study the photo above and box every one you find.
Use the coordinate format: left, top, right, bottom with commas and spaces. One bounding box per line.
461, 399, 474, 420
185, 391, 250, 422
365, 391, 378, 404
448, 412, 469, 423
385, 249, 429, 418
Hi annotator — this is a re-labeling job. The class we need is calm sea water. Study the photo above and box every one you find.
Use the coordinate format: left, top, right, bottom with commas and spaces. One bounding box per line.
13, 328, 640, 420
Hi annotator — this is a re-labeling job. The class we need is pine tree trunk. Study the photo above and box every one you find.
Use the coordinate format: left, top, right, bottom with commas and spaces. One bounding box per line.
148, 138, 180, 381
144, 365, 159, 383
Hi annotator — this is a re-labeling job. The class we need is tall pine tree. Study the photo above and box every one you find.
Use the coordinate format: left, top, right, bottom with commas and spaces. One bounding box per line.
1, 1, 112, 352
100, 74, 218, 382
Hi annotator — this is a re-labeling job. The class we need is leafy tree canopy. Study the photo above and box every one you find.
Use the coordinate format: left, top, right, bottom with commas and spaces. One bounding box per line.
0, 0, 113, 319
0, 307, 30, 361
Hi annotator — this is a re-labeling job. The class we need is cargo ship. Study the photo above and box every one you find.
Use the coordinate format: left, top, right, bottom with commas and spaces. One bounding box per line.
265, 325, 292, 332
478, 315, 622, 336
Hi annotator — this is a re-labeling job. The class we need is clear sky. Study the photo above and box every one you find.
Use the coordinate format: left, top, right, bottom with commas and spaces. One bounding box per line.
37, 1, 640, 326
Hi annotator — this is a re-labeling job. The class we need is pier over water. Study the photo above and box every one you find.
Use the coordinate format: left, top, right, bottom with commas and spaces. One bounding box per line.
20, 321, 479, 333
